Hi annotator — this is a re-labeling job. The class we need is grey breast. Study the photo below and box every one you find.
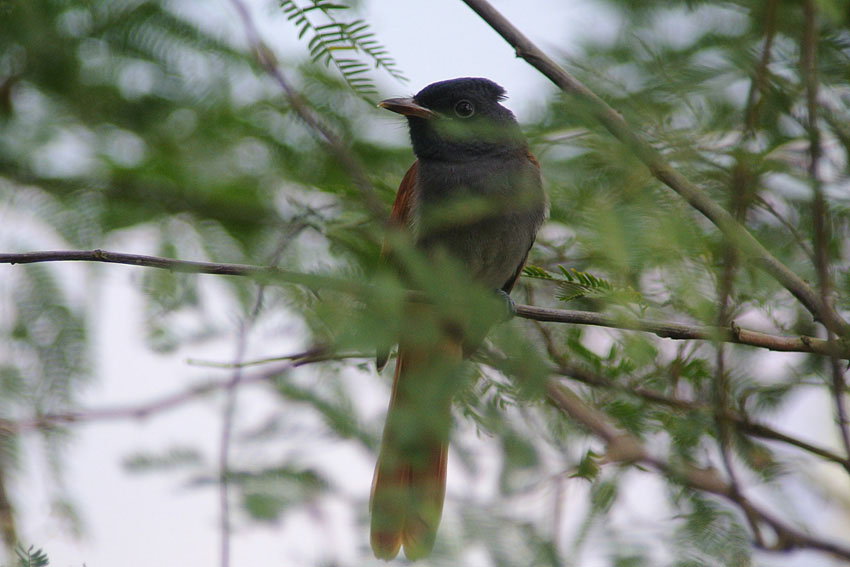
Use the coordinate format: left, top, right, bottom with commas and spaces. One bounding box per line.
414, 152, 545, 290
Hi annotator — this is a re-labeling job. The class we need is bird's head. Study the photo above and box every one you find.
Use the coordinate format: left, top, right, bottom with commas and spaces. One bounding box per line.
379, 77, 525, 161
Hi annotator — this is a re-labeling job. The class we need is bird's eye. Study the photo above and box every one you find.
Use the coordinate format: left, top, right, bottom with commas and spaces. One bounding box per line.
454, 99, 475, 118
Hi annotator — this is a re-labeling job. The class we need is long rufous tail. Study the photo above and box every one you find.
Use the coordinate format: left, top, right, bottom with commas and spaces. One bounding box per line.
370, 342, 459, 560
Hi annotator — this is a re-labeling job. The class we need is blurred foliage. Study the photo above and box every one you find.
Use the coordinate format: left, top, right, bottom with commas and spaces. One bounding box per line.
280, 0, 408, 96
0, 0, 849, 566
13, 545, 49, 567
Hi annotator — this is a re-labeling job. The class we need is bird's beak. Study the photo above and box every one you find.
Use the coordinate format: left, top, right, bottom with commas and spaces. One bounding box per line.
378, 97, 437, 120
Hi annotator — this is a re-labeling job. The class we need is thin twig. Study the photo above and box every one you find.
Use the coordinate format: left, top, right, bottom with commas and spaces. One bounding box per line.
516, 304, 842, 358
548, 360, 850, 470
741, 0, 778, 136
0, 347, 335, 435
216, 221, 306, 567
459, 0, 850, 337
542, 378, 850, 560
228, 0, 385, 218
711, 5, 780, 541
486, 331, 850, 472
0, 460, 16, 552
218, 329, 245, 567
802, 0, 850, 460
755, 195, 815, 262
0, 249, 372, 295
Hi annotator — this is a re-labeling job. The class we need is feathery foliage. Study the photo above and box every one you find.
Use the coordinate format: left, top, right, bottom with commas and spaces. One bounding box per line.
1, 0, 849, 565
14, 546, 49, 567
280, 0, 408, 96
523, 264, 645, 307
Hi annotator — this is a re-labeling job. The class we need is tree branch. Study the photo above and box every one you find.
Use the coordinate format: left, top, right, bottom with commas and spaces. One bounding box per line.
802, 0, 850, 460
0, 347, 334, 435
228, 0, 385, 218
543, 378, 850, 560
214, 223, 300, 567
528, 320, 850, 469
551, 361, 850, 471
516, 304, 842, 358
0, 249, 371, 295
2, 249, 844, 358
460, 0, 850, 337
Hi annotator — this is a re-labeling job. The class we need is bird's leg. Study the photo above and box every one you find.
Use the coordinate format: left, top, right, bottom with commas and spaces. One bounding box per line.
494, 289, 516, 321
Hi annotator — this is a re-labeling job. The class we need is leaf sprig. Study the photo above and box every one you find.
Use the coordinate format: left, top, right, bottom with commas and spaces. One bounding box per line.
15, 545, 50, 567
280, 0, 408, 96
523, 265, 644, 308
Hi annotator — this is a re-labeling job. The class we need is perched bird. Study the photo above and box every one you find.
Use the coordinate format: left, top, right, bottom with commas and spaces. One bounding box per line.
371, 77, 546, 560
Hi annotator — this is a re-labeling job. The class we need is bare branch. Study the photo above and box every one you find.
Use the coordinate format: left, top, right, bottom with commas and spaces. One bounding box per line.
0, 462, 16, 552
460, 0, 850, 337
741, 0, 778, 136
489, 326, 850, 472
516, 304, 843, 358
0, 347, 334, 435
712, 5, 781, 538
0, 249, 371, 295
543, 378, 850, 561
228, 0, 385, 218
802, 0, 850, 460
215, 227, 298, 567
2, 249, 844, 357
551, 361, 850, 470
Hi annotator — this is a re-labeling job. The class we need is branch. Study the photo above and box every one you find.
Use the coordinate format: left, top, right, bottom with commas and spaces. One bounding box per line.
741, 0, 778, 136
527, 320, 850, 469
543, 378, 850, 560
0, 249, 371, 295
0, 347, 335, 435
516, 304, 843, 358
228, 0, 385, 218
552, 361, 850, 471
802, 0, 850, 460
460, 0, 850, 337
215, 226, 298, 567
2, 249, 844, 358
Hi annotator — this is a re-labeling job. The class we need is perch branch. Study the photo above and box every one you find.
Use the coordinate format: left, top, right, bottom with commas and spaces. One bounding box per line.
1, 250, 845, 358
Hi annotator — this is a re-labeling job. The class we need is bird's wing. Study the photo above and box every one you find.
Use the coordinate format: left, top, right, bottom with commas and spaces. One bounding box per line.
500, 151, 542, 294
377, 160, 419, 371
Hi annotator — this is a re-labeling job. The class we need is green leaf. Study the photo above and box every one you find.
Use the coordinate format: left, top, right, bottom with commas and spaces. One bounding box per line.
15, 545, 50, 567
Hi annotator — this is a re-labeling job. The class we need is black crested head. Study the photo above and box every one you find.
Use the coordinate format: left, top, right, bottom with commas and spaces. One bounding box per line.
379, 77, 526, 162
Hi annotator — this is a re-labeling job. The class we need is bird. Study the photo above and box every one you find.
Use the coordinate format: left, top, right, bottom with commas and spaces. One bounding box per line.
370, 77, 546, 561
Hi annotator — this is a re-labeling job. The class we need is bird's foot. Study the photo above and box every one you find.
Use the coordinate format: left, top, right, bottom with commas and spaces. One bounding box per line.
495, 289, 516, 322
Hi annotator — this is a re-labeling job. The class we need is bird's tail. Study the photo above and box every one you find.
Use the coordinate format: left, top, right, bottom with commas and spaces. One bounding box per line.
370, 339, 460, 561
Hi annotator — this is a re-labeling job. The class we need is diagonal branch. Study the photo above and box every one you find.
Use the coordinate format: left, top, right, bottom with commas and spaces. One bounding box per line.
551, 361, 850, 471
459, 0, 850, 337
528, 320, 850, 469
228, 0, 385, 217
543, 378, 850, 560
